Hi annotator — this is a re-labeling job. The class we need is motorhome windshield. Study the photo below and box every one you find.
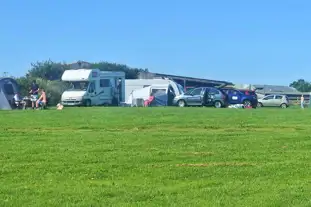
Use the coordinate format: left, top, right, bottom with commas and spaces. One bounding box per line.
67, 81, 89, 91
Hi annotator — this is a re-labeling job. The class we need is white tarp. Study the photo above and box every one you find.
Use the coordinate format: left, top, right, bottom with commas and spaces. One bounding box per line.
0, 89, 11, 110
126, 84, 169, 106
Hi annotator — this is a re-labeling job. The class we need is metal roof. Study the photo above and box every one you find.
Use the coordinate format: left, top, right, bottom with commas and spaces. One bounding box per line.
140, 72, 233, 85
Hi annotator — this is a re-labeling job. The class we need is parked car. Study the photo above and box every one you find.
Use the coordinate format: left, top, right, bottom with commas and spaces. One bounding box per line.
173, 87, 228, 108
257, 94, 289, 108
221, 88, 258, 108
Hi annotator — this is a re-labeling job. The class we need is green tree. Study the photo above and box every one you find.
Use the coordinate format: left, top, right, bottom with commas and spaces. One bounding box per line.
16, 60, 149, 105
16, 77, 32, 95
90, 61, 148, 79
289, 79, 311, 92
27, 60, 148, 80
27, 60, 69, 80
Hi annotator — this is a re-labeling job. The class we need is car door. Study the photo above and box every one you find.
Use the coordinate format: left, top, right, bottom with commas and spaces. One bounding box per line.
204, 88, 213, 105
274, 95, 283, 106
207, 88, 220, 105
186, 88, 203, 105
261, 95, 274, 106
229, 89, 241, 104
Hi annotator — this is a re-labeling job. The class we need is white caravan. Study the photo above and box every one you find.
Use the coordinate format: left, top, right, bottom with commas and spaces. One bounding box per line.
125, 79, 184, 103
126, 84, 174, 106
61, 69, 125, 106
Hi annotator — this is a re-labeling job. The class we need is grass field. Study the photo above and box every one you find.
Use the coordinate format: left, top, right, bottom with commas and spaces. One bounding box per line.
1, 107, 311, 206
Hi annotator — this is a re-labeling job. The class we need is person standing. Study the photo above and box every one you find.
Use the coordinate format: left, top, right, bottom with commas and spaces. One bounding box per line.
301, 95, 304, 109
29, 80, 39, 109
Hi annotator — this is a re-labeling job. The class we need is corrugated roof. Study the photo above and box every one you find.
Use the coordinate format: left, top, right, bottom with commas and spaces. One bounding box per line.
254, 84, 298, 93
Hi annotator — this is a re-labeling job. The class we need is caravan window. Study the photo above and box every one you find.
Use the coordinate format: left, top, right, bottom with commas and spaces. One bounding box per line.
100, 79, 110, 87
151, 89, 166, 96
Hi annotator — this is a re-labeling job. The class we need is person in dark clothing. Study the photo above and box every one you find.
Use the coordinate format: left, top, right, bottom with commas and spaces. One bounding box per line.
29, 80, 39, 109
202, 88, 208, 106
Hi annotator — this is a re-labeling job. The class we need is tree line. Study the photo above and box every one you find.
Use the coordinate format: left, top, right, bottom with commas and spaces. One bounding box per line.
11, 60, 148, 105
3, 59, 311, 105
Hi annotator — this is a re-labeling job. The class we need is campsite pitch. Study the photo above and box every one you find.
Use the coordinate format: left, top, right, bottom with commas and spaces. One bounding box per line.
1, 107, 311, 206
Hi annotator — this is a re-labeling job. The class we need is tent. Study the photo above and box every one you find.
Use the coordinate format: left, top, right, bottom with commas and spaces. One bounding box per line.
0, 78, 20, 110
126, 84, 175, 106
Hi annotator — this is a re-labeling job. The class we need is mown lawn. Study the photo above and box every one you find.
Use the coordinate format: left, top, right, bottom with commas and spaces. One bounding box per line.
1, 107, 311, 206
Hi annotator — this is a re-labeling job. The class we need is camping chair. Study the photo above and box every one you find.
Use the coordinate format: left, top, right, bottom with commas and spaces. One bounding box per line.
39, 102, 47, 109
144, 96, 155, 107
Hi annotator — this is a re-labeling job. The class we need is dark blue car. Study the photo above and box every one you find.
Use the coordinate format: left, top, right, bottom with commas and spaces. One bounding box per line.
221, 88, 258, 108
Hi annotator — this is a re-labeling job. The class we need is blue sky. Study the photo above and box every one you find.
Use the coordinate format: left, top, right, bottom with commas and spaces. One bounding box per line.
1, 0, 310, 85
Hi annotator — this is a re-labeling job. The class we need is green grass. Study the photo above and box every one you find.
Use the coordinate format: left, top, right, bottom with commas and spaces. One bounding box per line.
1, 107, 311, 206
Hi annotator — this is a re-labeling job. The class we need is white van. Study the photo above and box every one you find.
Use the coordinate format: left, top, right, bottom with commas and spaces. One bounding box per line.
61, 69, 125, 106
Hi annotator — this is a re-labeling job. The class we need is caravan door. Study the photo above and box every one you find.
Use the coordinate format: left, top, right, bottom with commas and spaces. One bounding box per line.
99, 78, 112, 103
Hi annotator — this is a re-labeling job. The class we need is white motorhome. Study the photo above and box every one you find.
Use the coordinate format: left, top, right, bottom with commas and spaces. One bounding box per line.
125, 79, 184, 103
61, 69, 125, 106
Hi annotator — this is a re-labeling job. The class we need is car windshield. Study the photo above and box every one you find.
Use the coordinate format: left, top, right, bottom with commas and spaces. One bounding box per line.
67, 81, 89, 91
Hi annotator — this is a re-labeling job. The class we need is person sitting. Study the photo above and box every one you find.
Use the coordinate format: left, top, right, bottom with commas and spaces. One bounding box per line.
144, 95, 155, 107
13, 92, 22, 108
36, 89, 47, 109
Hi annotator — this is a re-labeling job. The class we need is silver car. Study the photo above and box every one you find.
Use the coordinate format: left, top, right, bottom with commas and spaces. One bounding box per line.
257, 94, 289, 108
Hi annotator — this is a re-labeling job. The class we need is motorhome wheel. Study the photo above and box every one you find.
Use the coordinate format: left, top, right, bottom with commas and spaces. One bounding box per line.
85, 100, 91, 106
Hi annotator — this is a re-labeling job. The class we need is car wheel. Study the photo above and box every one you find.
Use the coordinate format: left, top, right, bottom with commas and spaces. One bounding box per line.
214, 101, 222, 108
243, 100, 251, 107
257, 102, 263, 107
280, 103, 287, 108
178, 100, 186, 107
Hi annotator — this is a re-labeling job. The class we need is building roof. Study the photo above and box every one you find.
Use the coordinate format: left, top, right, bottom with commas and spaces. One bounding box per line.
253, 84, 298, 93
139, 72, 233, 85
